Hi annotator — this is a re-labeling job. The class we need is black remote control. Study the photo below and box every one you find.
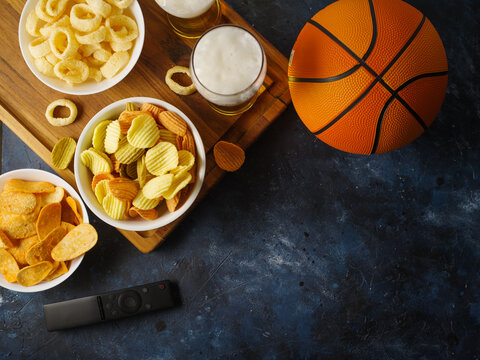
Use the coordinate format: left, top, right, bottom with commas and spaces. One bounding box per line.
43, 280, 180, 331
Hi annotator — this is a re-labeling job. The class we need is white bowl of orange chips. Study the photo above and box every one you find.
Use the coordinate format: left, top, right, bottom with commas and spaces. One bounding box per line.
74, 97, 206, 232
18, 0, 145, 95
0, 169, 96, 293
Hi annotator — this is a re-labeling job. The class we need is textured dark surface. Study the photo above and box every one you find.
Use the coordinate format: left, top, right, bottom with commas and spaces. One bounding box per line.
1, 0, 480, 359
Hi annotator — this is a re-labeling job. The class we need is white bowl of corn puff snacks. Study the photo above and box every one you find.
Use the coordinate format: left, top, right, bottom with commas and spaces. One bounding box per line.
74, 97, 206, 232
0, 169, 98, 292
18, 0, 145, 95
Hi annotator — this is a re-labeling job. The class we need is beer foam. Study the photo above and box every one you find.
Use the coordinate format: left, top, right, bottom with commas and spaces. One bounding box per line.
192, 26, 263, 95
156, 0, 215, 19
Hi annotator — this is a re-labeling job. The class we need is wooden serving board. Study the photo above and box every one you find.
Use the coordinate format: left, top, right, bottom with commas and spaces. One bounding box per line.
0, 0, 291, 253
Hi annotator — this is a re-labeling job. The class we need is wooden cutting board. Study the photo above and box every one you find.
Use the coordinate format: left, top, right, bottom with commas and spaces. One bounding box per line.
0, 0, 291, 253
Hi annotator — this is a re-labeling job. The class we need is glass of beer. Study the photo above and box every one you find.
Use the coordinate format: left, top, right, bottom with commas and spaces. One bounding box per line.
190, 25, 267, 116
155, 0, 222, 39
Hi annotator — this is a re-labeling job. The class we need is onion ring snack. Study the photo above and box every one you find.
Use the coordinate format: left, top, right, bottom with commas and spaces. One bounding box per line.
45, 99, 78, 126
165, 66, 196, 96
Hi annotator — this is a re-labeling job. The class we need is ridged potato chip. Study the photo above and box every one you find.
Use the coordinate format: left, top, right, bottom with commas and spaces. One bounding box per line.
170, 150, 195, 175
158, 129, 177, 147
4, 179, 55, 194
91, 173, 115, 191
92, 120, 112, 152
136, 154, 148, 188
132, 190, 160, 210
126, 162, 137, 179
107, 178, 138, 201
45, 99, 78, 127
128, 207, 158, 221
0, 191, 37, 214
0, 248, 20, 283
145, 142, 178, 176
115, 138, 145, 164
102, 193, 127, 220
94, 179, 110, 204
166, 191, 182, 213
52, 223, 98, 261
181, 130, 196, 156
0, 230, 14, 249
16, 261, 53, 286
214, 141, 246, 172
70, 4, 102, 32
110, 152, 121, 173
163, 172, 192, 200
44, 260, 68, 281
142, 174, 173, 200
26, 226, 66, 265
127, 115, 160, 149
66, 197, 83, 224
51, 137, 76, 169
81, 148, 113, 175
158, 111, 187, 136
118, 111, 151, 133
36, 202, 62, 240
104, 120, 122, 153
100, 51, 129, 79
8, 235, 40, 267
39, 186, 65, 206
140, 103, 164, 122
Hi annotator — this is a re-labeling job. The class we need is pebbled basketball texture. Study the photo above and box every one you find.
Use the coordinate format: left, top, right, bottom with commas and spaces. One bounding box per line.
288, 0, 448, 155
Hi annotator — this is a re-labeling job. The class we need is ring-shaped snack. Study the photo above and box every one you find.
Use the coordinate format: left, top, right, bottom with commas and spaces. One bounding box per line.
70, 4, 102, 32
110, 40, 132, 52
35, 0, 59, 22
105, 15, 138, 42
34, 57, 56, 77
86, 0, 112, 17
54, 59, 89, 84
165, 66, 197, 96
46, 0, 68, 17
26, 11, 43, 37
100, 50, 129, 78
29, 37, 51, 58
76, 25, 106, 45
39, 15, 70, 37
49, 27, 79, 59
45, 99, 78, 126
105, 0, 133, 9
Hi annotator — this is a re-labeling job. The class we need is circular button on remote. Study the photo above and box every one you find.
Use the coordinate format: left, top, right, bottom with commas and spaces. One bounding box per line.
118, 290, 142, 314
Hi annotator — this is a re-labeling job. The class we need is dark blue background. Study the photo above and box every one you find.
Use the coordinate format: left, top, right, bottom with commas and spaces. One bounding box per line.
1, 0, 479, 358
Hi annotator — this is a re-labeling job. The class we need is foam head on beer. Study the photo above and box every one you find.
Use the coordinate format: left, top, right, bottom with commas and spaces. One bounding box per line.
156, 0, 215, 18
191, 25, 266, 107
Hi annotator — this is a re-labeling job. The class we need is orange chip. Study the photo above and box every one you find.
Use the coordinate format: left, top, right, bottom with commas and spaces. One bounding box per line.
118, 110, 151, 133
26, 226, 66, 265
0, 229, 14, 248
38, 186, 65, 205
107, 177, 138, 202
128, 206, 158, 220
91, 173, 115, 192
213, 141, 245, 172
61, 197, 77, 224
3, 179, 55, 193
0, 213, 37, 239
140, 103, 165, 122
181, 129, 196, 156
0, 248, 20, 282
65, 197, 83, 224
158, 111, 187, 136
0, 191, 37, 214
7, 235, 40, 267
16, 261, 53, 286
44, 261, 68, 281
110, 153, 122, 173
61, 221, 76, 233
51, 223, 98, 261
165, 191, 181, 213
36, 202, 62, 240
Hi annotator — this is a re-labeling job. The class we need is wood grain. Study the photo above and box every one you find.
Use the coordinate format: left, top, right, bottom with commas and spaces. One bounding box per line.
0, 0, 290, 253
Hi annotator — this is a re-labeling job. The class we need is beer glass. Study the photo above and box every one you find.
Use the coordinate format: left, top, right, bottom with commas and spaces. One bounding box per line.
156, 0, 222, 39
190, 25, 267, 116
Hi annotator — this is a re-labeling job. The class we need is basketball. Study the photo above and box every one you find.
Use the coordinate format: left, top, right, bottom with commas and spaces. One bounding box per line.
288, 0, 448, 154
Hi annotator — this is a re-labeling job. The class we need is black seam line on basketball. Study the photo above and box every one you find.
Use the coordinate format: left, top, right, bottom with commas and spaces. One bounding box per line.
370, 71, 448, 154
370, 96, 396, 154
313, 78, 379, 135
291, 0, 377, 84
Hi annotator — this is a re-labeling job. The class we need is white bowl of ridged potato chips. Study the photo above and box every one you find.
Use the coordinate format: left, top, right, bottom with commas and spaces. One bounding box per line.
0, 169, 96, 293
18, 0, 145, 95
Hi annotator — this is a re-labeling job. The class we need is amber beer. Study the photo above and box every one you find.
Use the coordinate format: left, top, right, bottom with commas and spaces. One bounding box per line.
155, 0, 221, 39
190, 25, 267, 116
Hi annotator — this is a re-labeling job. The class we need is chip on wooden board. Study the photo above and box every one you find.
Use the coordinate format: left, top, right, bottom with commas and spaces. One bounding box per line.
51, 137, 76, 169
213, 141, 245, 172
16, 261, 53, 287
0, 248, 20, 282
51, 224, 98, 261
36, 202, 62, 240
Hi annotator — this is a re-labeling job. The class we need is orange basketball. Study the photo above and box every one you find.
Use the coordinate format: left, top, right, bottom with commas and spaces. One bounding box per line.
288, 0, 448, 154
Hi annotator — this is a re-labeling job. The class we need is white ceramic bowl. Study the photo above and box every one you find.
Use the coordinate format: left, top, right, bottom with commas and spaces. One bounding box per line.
0, 169, 87, 293
18, 0, 145, 95
74, 97, 206, 232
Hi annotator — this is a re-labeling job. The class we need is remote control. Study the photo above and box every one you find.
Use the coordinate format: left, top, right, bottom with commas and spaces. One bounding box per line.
43, 280, 180, 331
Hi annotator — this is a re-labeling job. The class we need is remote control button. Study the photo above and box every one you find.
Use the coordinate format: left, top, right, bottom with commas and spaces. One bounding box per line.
118, 290, 141, 314
145, 304, 151, 310
159, 284, 165, 290
142, 287, 148, 293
